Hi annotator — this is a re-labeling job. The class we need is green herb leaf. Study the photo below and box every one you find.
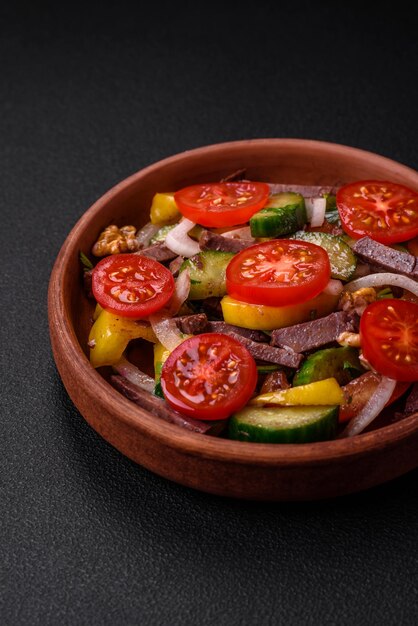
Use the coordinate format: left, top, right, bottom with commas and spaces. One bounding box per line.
79, 251, 93, 270
377, 287, 394, 300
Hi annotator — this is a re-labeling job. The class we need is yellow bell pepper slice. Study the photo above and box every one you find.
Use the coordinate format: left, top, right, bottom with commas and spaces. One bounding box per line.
150, 192, 180, 225
93, 303, 103, 321
220, 291, 340, 331
250, 378, 344, 406
153, 341, 171, 381
89, 309, 157, 368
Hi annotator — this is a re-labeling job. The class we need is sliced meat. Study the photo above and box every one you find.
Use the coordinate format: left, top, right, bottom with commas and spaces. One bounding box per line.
136, 242, 178, 262
110, 375, 225, 435
175, 313, 209, 335
169, 255, 184, 276
269, 183, 339, 196
222, 331, 302, 368
206, 321, 270, 343
199, 229, 253, 253
405, 383, 418, 415
260, 370, 290, 394
271, 311, 358, 353
353, 237, 418, 280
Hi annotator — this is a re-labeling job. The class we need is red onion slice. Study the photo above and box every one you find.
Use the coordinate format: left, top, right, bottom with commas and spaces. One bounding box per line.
148, 271, 191, 350
166, 268, 191, 315
165, 218, 200, 257
135, 222, 160, 248
342, 376, 397, 437
221, 226, 255, 241
113, 356, 155, 393
343, 272, 418, 297
323, 278, 344, 297
149, 314, 184, 351
305, 197, 327, 227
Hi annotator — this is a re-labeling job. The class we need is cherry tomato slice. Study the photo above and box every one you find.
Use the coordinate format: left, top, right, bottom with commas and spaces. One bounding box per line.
174, 181, 270, 228
92, 253, 175, 318
225, 240, 331, 307
339, 372, 410, 423
360, 299, 418, 382
337, 180, 418, 244
160, 333, 257, 420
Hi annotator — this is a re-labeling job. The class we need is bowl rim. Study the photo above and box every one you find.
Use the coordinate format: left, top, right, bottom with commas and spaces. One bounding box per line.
48, 137, 418, 467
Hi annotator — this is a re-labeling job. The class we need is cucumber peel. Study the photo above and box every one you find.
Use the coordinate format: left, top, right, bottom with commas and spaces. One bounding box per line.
180, 250, 234, 299
229, 405, 339, 443
293, 346, 362, 387
250, 192, 307, 237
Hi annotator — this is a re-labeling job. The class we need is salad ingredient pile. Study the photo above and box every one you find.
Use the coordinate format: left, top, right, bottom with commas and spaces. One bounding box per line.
83, 177, 418, 443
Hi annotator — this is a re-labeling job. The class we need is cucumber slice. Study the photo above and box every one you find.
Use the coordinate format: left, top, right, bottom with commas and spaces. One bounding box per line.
180, 250, 235, 299
291, 231, 357, 281
150, 224, 176, 243
293, 346, 362, 387
250, 192, 307, 237
229, 405, 338, 443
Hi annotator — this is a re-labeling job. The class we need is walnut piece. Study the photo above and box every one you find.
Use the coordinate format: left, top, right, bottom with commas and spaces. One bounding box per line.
338, 287, 377, 316
92, 225, 139, 256
337, 331, 361, 348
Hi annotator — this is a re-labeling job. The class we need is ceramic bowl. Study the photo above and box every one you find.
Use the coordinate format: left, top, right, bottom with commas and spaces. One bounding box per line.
48, 139, 418, 500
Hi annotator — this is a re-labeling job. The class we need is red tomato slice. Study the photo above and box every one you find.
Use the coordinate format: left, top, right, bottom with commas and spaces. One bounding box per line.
92, 253, 175, 318
339, 371, 410, 423
360, 299, 418, 382
337, 180, 418, 244
174, 181, 270, 227
225, 240, 331, 306
160, 333, 257, 420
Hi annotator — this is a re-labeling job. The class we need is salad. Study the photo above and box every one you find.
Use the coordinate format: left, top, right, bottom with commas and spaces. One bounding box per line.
82, 174, 418, 443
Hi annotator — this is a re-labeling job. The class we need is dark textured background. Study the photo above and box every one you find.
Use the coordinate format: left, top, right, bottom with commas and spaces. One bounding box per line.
1, 2, 418, 624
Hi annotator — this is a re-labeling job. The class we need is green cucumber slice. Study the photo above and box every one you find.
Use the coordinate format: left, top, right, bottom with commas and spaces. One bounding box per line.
293, 346, 362, 387
250, 192, 307, 237
180, 250, 235, 299
291, 231, 357, 281
229, 405, 338, 443
150, 224, 176, 243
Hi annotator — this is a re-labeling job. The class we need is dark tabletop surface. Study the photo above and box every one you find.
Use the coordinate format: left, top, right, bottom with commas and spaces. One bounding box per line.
1, 2, 418, 624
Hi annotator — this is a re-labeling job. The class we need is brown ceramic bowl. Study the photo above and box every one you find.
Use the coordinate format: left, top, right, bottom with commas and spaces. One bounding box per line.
48, 138, 418, 501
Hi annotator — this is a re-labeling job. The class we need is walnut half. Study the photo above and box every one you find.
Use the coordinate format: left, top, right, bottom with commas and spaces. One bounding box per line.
338, 287, 377, 316
92, 225, 140, 256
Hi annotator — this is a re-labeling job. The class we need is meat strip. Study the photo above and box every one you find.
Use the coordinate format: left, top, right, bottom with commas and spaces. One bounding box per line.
268, 183, 339, 196
175, 313, 209, 335
136, 242, 178, 262
110, 375, 226, 435
169, 255, 184, 276
199, 230, 254, 253
271, 311, 358, 353
206, 321, 270, 343
353, 237, 418, 280
221, 331, 302, 368
260, 370, 290, 394
405, 383, 418, 416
